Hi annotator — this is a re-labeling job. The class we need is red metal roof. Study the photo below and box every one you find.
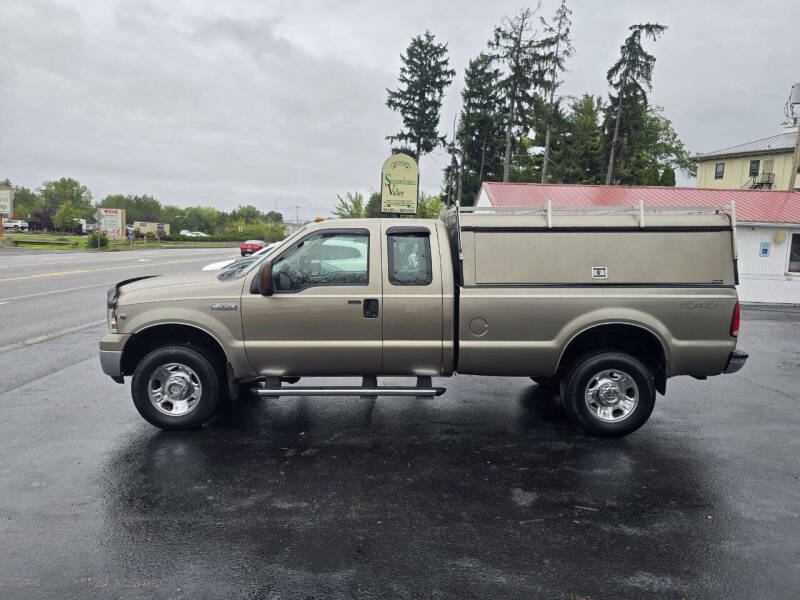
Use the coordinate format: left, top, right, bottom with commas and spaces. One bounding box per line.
481, 183, 800, 224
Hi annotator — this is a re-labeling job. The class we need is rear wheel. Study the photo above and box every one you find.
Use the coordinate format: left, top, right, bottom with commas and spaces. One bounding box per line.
561, 351, 655, 437
131, 345, 221, 430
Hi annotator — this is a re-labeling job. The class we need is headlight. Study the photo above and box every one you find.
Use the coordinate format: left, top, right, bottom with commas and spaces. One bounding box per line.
109, 309, 118, 333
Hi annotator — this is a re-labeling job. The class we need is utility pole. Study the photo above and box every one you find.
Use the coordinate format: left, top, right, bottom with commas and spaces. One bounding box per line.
295, 206, 300, 224
790, 131, 800, 192
786, 83, 800, 191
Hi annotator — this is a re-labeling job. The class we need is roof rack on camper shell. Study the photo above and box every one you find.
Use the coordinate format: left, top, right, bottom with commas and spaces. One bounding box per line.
443, 199, 737, 229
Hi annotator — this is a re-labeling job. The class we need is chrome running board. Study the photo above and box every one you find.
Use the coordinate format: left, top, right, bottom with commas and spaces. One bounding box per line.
251, 386, 446, 398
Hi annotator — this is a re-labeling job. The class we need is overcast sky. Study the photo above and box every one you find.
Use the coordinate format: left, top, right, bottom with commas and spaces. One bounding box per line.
1, 0, 797, 220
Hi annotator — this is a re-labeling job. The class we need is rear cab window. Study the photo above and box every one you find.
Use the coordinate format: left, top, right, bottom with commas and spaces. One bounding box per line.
387, 227, 432, 286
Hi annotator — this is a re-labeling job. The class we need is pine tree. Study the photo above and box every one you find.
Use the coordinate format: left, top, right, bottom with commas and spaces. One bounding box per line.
386, 31, 456, 165
561, 95, 605, 184
451, 53, 505, 204
539, 0, 573, 183
659, 166, 676, 186
604, 23, 667, 185
489, 7, 545, 182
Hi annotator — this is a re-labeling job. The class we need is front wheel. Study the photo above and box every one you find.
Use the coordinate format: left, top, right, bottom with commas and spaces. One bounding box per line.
131, 345, 221, 430
561, 352, 655, 437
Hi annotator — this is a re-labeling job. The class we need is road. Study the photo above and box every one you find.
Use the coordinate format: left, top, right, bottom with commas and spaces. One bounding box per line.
0, 247, 235, 392
0, 249, 799, 599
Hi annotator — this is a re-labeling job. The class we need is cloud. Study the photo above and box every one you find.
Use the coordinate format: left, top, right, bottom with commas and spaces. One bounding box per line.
0, 0, 796, 218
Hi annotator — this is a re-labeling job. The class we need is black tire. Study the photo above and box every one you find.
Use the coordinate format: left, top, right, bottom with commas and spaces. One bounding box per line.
530, 376, 560, 392
561, 351, 655, 437
131, 345, 221, 430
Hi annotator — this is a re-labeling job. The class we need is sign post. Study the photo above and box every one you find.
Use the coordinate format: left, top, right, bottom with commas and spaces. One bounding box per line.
380, 154, 419, 215
93, 209, 104, 250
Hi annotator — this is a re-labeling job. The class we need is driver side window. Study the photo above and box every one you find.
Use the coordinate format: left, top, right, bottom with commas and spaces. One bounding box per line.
272, 230, 369, 292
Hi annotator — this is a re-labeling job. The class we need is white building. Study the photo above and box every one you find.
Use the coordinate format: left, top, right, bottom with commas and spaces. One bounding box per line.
474, 182, 800, 305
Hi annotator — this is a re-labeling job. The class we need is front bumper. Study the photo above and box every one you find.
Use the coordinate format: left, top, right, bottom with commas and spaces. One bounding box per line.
723, 349, 748, 374
100, 350, 124, 382
99, 332, 130, 383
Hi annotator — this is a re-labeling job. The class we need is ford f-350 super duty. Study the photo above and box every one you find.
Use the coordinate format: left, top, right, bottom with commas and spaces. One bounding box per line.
100, 203, 747, 436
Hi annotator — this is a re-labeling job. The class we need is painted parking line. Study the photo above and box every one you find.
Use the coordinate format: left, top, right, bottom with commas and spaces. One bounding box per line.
0, 256, 224, 283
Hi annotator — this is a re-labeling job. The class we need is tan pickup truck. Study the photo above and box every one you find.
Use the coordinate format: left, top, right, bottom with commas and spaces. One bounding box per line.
100, 204, 747, 436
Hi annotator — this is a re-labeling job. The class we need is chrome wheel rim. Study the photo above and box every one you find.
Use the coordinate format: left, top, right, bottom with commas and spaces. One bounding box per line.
584, 368, 639, 423
148, 363, 203, 417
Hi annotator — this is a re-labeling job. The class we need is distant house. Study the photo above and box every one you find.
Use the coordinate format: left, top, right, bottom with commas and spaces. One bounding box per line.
474, 182, 800, 305
693, 126, 800, 191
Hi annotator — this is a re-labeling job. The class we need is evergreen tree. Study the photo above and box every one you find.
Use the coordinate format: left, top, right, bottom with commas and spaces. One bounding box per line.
659, 166, 676, 186
454, 53, 505, 204
365, 192, 382, 218
511, 94, 569, 183
539, 0, 574, 183
640, 166, 661, 186
386, 31, 455, 164
604, 23, 667, 185
560, 95, 605, 184
489, 7, 545, 182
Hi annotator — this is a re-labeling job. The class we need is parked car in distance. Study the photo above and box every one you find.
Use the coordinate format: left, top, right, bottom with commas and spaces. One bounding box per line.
203, 242, 278, 271
240, 239, 266, 256
179, 230, 209, 238
101, 205, 747, 437
2, 219, 29, 231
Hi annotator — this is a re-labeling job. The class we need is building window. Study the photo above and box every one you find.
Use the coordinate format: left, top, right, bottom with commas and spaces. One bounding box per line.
749, 159, 760, 177
714, 163, 725, 179
387, 229, 433, 286
789, 234, 800, 274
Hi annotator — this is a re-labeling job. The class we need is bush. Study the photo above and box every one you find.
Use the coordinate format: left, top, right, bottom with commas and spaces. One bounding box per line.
87, 231, 109, 248
161, 222, 287, 243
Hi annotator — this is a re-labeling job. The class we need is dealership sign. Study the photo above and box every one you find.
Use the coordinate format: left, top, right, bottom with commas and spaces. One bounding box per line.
380, 153, 419, 214
0, 188, 13, 217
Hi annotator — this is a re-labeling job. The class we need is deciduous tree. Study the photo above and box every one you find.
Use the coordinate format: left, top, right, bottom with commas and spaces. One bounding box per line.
333, 192, 366, 219
52, 201, 78, 232
41, 177, 93, 218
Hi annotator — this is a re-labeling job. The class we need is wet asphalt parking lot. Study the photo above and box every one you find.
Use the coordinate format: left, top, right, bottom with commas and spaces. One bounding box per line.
1, 248, 799, 599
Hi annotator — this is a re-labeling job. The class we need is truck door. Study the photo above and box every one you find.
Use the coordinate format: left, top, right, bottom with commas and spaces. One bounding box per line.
240, 224, 383, 375
380, 223, 444, 375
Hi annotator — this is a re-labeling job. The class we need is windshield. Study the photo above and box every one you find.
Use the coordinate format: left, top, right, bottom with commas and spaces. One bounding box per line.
218, 226, 308, 281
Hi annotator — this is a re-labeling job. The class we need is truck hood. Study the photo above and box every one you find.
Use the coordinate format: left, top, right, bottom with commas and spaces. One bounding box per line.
115, 271, 239, 305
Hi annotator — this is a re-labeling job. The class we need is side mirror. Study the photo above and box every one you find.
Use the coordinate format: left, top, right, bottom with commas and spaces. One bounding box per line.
260, 261, 273, 296
251, 260, 274, 296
